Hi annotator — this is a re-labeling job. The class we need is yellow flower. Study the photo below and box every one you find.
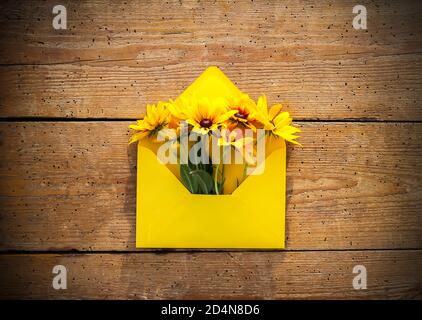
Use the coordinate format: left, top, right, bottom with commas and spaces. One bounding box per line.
217, 129, 256, 165
128, 101, 171, 144
167, 98, 187, 121
254, 95, 301, 145
176, 96, 237, 135
165, 99, 185, 133
226, 94, 258, 131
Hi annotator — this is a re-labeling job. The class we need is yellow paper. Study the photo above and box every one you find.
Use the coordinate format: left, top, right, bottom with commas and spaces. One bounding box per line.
136, 66, 286, 249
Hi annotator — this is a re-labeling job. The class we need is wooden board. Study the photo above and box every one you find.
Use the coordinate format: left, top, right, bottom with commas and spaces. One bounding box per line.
1, 54, 421, 120
0, 122, 421, 251
0, 0, 421, 120
1, 251, 421, 299
1, 0, 421, 65
0, 0, 421, 300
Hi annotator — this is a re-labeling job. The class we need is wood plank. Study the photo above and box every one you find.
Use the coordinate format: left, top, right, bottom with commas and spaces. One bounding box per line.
0, 251, 420, 299
1, 0, 421, 65
1, 54, 421, 120
0, 122, 421, 251
0, 0, 421, 120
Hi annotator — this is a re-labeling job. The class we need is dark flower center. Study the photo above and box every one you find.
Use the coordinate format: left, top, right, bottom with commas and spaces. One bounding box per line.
234, 109, 248, 120
199, 118, 213, 128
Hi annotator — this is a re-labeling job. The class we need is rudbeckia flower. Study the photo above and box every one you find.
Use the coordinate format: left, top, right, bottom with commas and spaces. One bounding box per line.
129, 101, 171, 144
167, 98, 188, 122
253, 95, 301, 145
178, 96, 237, 135
226, 94, 258, 131
165, 99, 187, 134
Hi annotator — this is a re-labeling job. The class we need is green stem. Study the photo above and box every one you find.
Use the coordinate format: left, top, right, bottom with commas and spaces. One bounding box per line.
241, 162, 248, 183
214, 147, 228, 195
214, 162, 220, 195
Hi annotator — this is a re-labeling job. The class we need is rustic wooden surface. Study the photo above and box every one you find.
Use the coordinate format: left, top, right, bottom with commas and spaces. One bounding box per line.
0, 0, 421, 299
1, 122, 421, 251
1, 251, 421, 299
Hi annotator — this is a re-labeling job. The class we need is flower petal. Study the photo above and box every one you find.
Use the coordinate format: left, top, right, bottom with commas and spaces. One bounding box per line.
269, 103, 283, 120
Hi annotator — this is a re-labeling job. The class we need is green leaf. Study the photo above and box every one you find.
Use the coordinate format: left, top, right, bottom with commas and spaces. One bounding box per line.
189, 147, 213, 175
202, 160, 213, 176
180, 164, 197, 193
189, 169, 215, 194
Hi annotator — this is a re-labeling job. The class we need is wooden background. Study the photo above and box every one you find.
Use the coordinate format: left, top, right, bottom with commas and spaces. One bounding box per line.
0, 0, 421, 299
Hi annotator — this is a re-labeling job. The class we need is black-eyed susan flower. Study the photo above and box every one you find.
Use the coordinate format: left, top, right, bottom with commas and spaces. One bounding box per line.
167, 98, 187, 122
129, 101, 171, 144
226, 94, 258, 131
253, 95, 301, 145
176, 96, 237, 135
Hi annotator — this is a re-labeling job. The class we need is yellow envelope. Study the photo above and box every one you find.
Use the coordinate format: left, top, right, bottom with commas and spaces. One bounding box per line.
136, 67, 286, 249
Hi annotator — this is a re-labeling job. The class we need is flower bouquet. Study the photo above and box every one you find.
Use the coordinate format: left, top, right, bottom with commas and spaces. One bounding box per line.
129, 66, 300, 249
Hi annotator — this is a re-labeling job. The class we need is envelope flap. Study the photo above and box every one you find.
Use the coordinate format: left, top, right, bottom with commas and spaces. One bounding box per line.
137, 143, 191, 197
177, 66, 243, 101
233, 140, 286, 197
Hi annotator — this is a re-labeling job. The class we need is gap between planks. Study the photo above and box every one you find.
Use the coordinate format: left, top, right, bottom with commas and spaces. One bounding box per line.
0, 118, 422, 123
1, 248, 421, 255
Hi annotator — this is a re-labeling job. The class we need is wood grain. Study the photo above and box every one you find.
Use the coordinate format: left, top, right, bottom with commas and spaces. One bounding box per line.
0, 0, 421, 300
0, 0, 421, 120
0, 121, 421, 251
0, 251, 421, 299
0, 54, 421, 120
1, 0, 421, 65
